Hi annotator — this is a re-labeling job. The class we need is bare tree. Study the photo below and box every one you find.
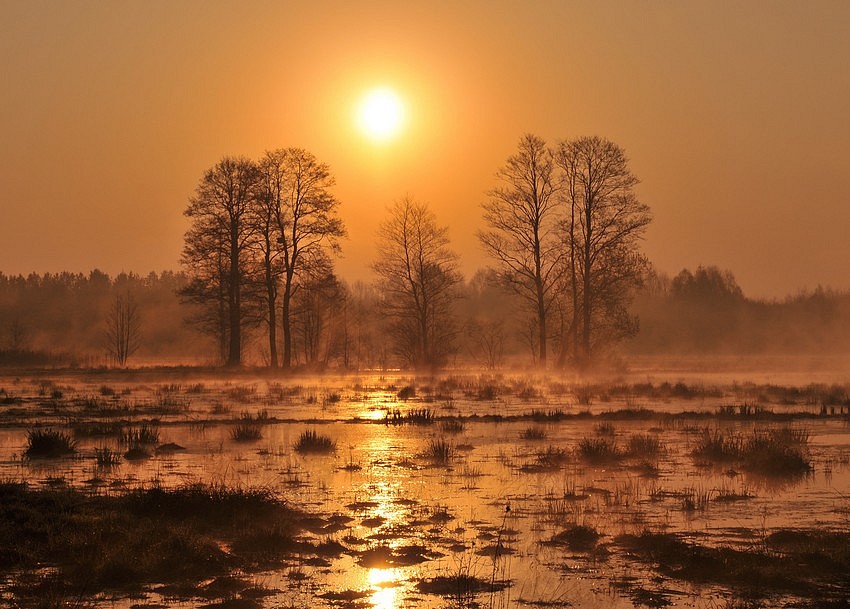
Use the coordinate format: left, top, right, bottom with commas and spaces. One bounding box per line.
479, 134, 564, 366
259, 148, 345, 369
6, 319, 28, 352
292, 264, 346, 367
373, 197, 461, 368
555, 136, 652, 365
181, 157, 259, 366
467, 319, 505, 369
340, 281, 383, 370
179, 217, 231, 361
104, 291, 141, 366
251, 155, 285, 368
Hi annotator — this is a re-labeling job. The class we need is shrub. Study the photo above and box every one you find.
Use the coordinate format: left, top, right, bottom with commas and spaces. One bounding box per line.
550, 524, 601, 551
742, 428, 811, 476
530, 445, 570, 470
691, 426, 811, 476
575, 385, 593, 406
477, 384, 498, 401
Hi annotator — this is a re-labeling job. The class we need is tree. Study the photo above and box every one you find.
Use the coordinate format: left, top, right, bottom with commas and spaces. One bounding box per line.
259, 148, 345, 369
180, 217, 231, 361
104, 291, 141, 366
671, 266, 744, 304
555, 136, 652, 365
479, 134, 564, 366
251, 154, 285, 368
373, 197, 461, 368
292, 264, 346, 367
181, 157, 259, 366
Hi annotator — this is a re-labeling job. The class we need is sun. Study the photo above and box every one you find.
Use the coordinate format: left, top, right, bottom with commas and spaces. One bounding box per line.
357, 87, 406, 142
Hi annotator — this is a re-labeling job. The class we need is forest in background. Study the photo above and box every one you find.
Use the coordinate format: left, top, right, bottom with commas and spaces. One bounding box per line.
1, 265, 849, 369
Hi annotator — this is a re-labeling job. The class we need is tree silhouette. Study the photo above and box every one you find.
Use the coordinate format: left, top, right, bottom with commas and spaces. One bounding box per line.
181, 157, 259, 366
556, 136, 652, 365
104, 291, 140, 366
479, 134, 564, 366
373, 197, 460, 368
257, 148, 345, 369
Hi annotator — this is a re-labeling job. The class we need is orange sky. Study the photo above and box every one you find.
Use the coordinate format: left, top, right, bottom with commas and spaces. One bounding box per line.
1, 1, 849, 298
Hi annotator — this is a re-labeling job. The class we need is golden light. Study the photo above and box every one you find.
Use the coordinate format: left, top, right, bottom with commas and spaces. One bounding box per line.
368, 567, 400, 609
357, 87, 406, 142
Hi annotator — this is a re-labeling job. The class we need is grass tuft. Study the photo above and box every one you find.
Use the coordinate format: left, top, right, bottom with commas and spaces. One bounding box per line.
24, 429, 77, 458
230, 424, 262, 442
578, 437, 622, 463
294, 430, 336, 454
424, 438, 454, 466
692, 426, 811, 476
120, 424, 160, 446
626, 433, 664, 458
440, 418, 465, 434
521, 426, 547, 440
94, 447, 122, 467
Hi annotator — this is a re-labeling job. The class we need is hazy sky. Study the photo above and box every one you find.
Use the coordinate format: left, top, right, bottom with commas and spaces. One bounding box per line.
2, 0, 849, 298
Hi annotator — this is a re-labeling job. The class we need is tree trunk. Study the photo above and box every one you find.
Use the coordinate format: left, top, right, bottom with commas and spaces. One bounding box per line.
536, 278, 547, 366
267, 283, 278, 369
581, 206, 593, 366
533, 226, 547, 367
227, 236, 241, 367
281, 272, 293, 368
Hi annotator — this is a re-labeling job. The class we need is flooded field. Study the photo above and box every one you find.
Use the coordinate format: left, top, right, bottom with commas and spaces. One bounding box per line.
1, 367, 849, 609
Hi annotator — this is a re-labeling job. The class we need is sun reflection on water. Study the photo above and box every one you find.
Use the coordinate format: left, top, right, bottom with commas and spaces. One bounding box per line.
368, 568, 400, 609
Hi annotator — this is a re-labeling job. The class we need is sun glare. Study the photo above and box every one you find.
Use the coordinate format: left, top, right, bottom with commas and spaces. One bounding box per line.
357, 87, 405, 142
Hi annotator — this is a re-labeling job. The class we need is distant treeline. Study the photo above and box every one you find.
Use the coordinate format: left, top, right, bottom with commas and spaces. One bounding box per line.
0, 266, 848, 368
628, 266, 850, 354
0, 271, 210, 366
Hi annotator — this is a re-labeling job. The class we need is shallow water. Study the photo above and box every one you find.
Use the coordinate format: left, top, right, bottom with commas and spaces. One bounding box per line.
1, 369, 849, 608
